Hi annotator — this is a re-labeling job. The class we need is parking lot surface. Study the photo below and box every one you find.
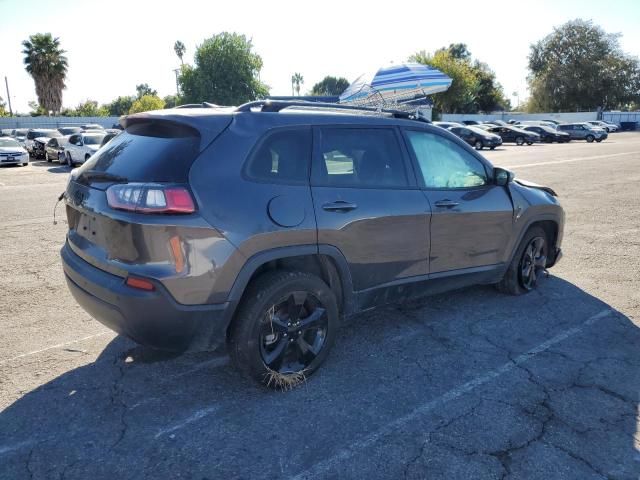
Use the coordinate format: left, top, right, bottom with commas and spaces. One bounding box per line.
1, 135, 639, 479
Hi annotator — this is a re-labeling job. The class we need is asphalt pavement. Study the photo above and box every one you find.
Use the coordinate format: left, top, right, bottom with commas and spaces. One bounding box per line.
1, 134, 639, 479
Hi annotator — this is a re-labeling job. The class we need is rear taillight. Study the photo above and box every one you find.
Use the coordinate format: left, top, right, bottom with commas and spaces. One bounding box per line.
106, 184, 195, 214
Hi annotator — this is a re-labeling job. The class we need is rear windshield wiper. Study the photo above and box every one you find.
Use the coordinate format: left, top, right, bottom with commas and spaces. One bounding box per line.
77, 170, 128, 183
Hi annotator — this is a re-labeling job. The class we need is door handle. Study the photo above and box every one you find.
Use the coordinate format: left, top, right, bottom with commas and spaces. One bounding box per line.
434, 199, 460, 208
322, 201, 357, 212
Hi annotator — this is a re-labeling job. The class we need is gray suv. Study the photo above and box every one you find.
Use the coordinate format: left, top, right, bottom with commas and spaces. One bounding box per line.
557, 123, 608, 142
61, 101, 564, 388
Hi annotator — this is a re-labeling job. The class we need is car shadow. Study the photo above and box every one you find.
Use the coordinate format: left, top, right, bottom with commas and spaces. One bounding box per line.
1, 276, 638, 479
29, 160, 70, 173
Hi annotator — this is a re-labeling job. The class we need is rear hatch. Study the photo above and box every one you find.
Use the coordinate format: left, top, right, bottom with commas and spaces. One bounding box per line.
64, 111, 232, 289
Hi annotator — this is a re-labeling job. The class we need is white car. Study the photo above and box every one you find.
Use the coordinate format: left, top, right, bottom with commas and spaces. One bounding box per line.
63, 132, 106, 166
587, 120, 618, 132
0, 137, 30, 166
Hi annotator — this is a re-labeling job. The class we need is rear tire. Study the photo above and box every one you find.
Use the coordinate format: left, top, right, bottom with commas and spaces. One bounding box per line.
586, 135, 595, 143
228, 270, 338, 389
496, 226, 548, 295
516, 136, 524, 146
474, 140, 483, 150
490, 146, 496, 150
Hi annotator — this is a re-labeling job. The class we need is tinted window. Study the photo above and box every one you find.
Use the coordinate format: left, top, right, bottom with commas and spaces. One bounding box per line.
78, 124, 200, 183
405, 130, 488, 189
83, 134, 105, 145
69, 135, 80, 145
245, 129, 311, 183
315, 128, 408, 188
47, 138, 57, 147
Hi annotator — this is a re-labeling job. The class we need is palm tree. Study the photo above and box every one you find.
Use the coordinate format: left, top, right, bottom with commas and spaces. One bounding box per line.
22, 33, 68, 114
174, 40, 186, 65
291, 73, 304, 96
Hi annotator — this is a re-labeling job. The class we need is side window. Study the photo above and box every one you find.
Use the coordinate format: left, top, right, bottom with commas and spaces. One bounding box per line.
315, 128, 408, 188
245, 128, 311, 184
405, 130, 488, 189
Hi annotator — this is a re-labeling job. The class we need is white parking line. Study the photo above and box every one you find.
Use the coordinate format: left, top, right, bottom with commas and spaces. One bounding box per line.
502, 151, 638, 169
288, 308, 613, 480
154, 406, 220, 439
0, 331, 112, 366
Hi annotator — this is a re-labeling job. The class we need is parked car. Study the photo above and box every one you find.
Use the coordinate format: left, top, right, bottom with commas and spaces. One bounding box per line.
1, 129, 14, 137
586, 120, 618, 133
516, 120, 557, 129
448, 125, 502, 150
0, 137, 29, 166
25, 129, 62, 156
520, 125, 571, 143
58, 126, 83, 136
99, 131, 119, 147
63, 132, 106, 166
461, 120, 481, 125
557, 123, 608, 142
61, 100, 565, 388
484, 126, 540, 145
483, 120, 508, 126
13, 129, 28, 146
433, 121, 463, 129
45, 137, 69, 163
80, 123, 104, 131
31, 137, 53, 159
541, 119, 561, 126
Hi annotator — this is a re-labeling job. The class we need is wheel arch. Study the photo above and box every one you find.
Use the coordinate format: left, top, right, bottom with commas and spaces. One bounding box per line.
509, 217, 561, 267
226, 245, 356, 320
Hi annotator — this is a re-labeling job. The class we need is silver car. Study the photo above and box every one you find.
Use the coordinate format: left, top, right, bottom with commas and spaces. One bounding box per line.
0, 137, 29, 166
557, 123, 608, 142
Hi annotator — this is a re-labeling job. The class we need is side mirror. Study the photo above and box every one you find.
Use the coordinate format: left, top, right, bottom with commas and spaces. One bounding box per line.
494, 167, 515, 186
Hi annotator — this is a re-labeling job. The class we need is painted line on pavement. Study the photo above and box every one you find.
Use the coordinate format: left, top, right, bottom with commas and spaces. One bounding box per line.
288, 308, 613, 480
502, 151, 638, 169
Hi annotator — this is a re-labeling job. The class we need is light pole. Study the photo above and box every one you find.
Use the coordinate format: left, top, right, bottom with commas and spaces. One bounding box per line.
173, 68, 180, 97
512, 91, 520, 111
5, 76, 13, 116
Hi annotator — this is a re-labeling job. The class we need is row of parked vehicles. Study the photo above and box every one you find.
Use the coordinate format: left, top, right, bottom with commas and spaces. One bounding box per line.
0, 124, 120, 167
434, 118, 617, 150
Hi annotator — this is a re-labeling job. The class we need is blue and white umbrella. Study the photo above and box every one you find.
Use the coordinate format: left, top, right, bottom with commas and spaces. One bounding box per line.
339, 63, 452, 109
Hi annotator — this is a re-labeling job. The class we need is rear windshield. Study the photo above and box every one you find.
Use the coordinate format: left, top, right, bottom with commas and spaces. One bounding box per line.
79, 123, 200, 182
29, 130, 61, 139
83, 134, 105, 145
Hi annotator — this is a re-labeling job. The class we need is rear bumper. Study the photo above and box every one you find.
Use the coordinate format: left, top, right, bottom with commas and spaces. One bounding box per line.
61, 242, 234, 352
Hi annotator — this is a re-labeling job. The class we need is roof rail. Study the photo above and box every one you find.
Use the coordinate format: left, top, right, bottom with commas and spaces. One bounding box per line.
175, 102, 220, 109
235, 100, 431, 123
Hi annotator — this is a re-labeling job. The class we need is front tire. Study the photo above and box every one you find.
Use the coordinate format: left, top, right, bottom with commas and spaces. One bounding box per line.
474, 140, 483, 150
516, 136, 524, 146
228, 270, 338, 389
586, 135, 595, 143
496, 227, 548, 295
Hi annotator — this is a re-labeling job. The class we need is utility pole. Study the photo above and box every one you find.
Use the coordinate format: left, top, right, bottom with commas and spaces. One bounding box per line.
173, 68, 180, 97
5, 76, 13, 116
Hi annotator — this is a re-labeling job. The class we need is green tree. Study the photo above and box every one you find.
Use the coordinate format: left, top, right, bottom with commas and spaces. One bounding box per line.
129, 95, 165, 114
163, 94, 181, 108
174, 40, 186, 65
310, 76, 350, 96
22, 33, 68, 114
178, 32, 268, 105
0, 96, 9, 117
106, 96, 135, 116
28, 100, 48, 117
528, 19, 640, 112
291, 72, 304, 96
73, 100, 108, 117
135, 83, 157, 99
444, 43, 471, 61
473, 61, 511, 112
410, 49, 478, 114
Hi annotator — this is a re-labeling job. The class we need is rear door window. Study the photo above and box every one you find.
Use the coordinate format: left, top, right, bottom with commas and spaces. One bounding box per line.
313, 128, 408, 188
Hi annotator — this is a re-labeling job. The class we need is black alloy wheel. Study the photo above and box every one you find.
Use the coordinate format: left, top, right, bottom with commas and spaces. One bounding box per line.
260, 291, 328, 373
519, 236, 547, 291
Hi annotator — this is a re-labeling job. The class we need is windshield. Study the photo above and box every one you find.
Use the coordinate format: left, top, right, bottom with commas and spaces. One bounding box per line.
83, 135, 105, 145
59, 127, 82, 135
0, 138, 22, 148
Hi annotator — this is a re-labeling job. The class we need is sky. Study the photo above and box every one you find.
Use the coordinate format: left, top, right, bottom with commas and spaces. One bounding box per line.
1, 0, 639, 114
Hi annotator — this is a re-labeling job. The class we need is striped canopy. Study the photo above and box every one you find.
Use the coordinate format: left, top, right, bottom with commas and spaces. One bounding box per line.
339, 63, 452, 108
